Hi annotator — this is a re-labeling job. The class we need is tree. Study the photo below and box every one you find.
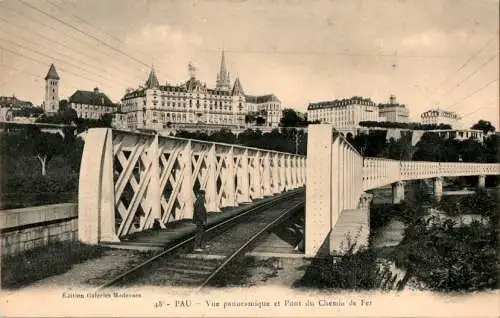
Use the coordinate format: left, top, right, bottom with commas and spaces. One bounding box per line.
413, 132, 447, 161
35, 108, 77, 125
459, 139, 487, 162
280, 108, 306, 127
471, 120, 496, 134
65, 137, 85, 173
245, 114, 256, 124
101, 113, 113, 127
12, 107, 44, 118
395, 220, 497, 292
210, 129, 236, 144
59, 108, 78, 125
32, 132, 64, 176
351, 131, 388, 157
255, 116, 266, 126
58, 99, 69, 112
484, 134, 500, 163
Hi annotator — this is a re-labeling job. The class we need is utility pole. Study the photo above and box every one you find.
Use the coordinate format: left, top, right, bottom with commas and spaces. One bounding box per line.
295, 131, 300, 154
295, 133, 298, 154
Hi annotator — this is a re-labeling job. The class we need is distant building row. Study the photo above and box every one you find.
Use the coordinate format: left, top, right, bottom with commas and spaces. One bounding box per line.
42, 64, 119, 120
307, 94, 463, 133
38, 54, 283, 131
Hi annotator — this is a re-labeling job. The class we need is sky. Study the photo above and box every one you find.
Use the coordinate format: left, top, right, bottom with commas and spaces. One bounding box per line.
0, 0, 498, 128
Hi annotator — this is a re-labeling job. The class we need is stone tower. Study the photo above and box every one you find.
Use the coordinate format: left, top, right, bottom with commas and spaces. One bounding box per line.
44, 64, 60, 115
215, 50, 231, 91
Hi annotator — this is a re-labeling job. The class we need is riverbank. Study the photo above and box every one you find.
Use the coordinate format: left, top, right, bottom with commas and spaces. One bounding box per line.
369, 186, 498, 292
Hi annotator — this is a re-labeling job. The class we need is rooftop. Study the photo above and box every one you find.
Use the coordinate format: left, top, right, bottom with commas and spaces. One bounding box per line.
69, 88, 117, 107
421, 108, 461, 119
246, 94, 280, 103
45, 64, 60, 80
308, 96, 376, 110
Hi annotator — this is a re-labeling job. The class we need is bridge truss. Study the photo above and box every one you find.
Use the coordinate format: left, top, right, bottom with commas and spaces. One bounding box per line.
78, 128, 306, 244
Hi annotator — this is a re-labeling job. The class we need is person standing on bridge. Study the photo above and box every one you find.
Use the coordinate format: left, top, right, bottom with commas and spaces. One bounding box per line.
193, 190, 208, 252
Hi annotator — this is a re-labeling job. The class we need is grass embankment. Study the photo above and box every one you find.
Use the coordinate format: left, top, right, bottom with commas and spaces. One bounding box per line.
1, 241, 108, 289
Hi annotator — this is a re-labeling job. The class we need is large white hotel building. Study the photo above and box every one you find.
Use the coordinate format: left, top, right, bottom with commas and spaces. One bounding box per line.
307, 95, 412, 134
119, 52, 283, 131
307, 96, 382, 134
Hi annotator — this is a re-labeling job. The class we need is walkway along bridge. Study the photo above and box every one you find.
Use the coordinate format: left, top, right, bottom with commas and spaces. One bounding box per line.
78, 126, 499, 258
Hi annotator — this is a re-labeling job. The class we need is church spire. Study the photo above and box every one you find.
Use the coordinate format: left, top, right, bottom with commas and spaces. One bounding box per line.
45, 64, 60, 80
145, 66, 159, 89
232, 76, 244, 96
216, 50, 231, 91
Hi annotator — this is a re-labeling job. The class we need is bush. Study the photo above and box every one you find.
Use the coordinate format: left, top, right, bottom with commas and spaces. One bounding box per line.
174, 128, 308, 155
393, 221, 497, 292
3, 173, 78, 194
370, 203, 404, 231
295, 248, 379, 290
359, 121, 452, 130
405, 180, 434, 205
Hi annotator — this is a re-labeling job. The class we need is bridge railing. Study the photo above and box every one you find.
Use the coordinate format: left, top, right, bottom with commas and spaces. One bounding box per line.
437, 162, 499, 177
78, 128, 306, 244
362, 159, 500, 190
362, 158, 401, 191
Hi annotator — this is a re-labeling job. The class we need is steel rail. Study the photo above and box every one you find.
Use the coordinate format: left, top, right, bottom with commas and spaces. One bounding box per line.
96, 189, 304, 290
193, 199, 305, 294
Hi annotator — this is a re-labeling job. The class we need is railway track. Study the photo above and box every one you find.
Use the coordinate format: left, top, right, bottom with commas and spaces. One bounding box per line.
97, 190, 305, 293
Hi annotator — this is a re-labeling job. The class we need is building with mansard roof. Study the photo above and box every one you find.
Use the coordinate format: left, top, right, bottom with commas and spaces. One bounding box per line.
245, 94, 282, 127
68, 87, 118, 119
119, 51, 282, 130
307, 96, 381, 134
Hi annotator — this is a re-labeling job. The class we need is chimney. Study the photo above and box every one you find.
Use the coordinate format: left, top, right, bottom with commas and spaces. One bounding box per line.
389, 94, 396, 104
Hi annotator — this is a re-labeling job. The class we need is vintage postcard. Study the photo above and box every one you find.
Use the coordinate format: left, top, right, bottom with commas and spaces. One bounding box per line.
0, 0, 499, 317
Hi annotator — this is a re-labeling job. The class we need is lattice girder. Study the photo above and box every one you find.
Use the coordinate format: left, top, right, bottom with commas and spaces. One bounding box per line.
78, 129, 306, 244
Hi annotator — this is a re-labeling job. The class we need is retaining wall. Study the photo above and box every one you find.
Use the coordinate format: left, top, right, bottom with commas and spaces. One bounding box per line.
0, 203, 78, 256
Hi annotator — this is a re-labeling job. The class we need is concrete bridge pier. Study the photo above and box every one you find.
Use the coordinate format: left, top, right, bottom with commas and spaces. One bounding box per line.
392, 181, 405, 204
433, 177, 443, 202
477, 175, 486, 189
